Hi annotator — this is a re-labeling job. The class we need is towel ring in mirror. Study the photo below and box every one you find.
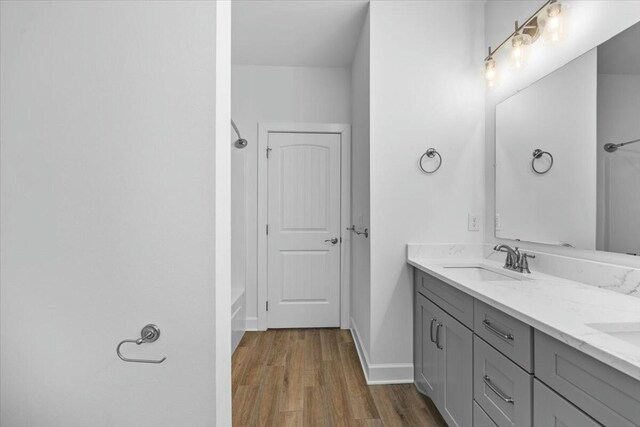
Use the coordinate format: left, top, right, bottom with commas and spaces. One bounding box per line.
419, 148, 442, 174
531, 149, 553, 175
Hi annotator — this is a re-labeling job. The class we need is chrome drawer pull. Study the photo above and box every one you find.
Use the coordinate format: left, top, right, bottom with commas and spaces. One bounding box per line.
430, 318, 437, 343
483, 375, 514, 404
435, 323, 443, 349
483, 319, 514, 341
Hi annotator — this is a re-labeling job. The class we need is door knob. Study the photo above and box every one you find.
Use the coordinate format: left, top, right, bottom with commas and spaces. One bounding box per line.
324, 238, 339, 245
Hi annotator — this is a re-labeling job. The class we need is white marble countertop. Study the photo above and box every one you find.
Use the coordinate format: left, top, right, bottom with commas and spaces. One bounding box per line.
407, 253, 640, 381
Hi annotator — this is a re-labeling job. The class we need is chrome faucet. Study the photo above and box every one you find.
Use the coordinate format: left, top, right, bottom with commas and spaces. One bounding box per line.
493, 244, 535, 274
494, 244, 520, 270
518, 252, 535, 274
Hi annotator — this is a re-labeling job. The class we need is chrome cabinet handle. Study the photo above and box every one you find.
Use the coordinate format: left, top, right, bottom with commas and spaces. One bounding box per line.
435, 323, 443, 349
483, 375, 514, 404
324, 238, 339, 245
483, 319, 514, 341
429, 318, 437, 343
117, 324, 167, 364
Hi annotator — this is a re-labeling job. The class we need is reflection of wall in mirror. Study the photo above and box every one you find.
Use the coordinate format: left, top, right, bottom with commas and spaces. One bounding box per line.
495, 49, 597, 249
596, 24, 640, 256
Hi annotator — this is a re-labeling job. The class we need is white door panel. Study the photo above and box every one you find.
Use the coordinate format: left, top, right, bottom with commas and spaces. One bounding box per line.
267, 132, 341, 328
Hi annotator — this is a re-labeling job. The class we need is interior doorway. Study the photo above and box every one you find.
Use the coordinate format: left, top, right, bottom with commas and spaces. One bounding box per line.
257, 123, 351, 330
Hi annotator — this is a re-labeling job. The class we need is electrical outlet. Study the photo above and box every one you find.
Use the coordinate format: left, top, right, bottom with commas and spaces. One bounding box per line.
495, 214, 501, 231
468, 213, 481, 231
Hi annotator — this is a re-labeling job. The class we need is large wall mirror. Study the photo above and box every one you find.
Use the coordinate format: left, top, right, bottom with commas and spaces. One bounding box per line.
495, 21, 640, 256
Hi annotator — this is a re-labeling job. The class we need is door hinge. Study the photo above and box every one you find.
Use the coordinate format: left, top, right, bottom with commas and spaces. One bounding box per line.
266, 147, 272, 158
266, 224, 269, 235
266, 301, 269, 311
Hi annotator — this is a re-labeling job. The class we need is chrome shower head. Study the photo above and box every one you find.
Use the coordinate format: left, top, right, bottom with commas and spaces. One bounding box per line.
231, 119, 248, 149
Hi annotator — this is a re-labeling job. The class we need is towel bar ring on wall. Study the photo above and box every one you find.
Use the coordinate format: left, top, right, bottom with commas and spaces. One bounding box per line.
419, 148, 442, 174
531, 149, 553, 174
116, 324, 167, 364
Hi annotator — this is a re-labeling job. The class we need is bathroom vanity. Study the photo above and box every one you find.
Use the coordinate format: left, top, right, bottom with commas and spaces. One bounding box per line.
408, 255, 640, 427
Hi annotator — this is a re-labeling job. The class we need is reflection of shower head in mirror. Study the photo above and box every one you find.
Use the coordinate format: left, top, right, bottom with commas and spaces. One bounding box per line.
231, 119, 248, 149
604, 138, 640, 153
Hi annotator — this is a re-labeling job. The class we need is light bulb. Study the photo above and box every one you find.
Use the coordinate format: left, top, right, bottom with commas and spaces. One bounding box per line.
485, 57, 498, 88
541, 1, 566, 44
510, 33, 530, 69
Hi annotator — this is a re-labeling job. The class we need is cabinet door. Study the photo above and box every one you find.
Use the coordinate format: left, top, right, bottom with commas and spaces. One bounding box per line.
534, 380, 602, 427
438, 308, 473, 427
415, 292, 440, 401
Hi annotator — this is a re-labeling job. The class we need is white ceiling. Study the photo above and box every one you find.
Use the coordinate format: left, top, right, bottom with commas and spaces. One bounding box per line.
231, 0, 369, 68
598, 21, 640, 75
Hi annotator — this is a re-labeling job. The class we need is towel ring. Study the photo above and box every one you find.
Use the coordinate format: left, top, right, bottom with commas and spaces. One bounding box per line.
116, 324, 167, 364
419, 148, 442, 174
531, 149, 553, 174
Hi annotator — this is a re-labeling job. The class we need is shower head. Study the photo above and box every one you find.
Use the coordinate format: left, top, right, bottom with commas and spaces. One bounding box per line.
231, 119, 248, 149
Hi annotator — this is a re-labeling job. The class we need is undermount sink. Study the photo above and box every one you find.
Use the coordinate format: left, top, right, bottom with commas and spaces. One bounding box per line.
441, 266, 522, 281
586, 322, 640, 348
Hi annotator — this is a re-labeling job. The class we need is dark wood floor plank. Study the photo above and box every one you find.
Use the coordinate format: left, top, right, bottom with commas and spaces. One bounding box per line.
281, 338, 305, 412
232, 385, 260, 427
231, 345, 251, 397
232, 328, 444, 427
277, 411, 303, 427
322, 360, 355, 427
319, 328, 339, 361
338, 340, 380, 420
239, 330, 276, 387
303, 386, 328, 427
304, 329, 322, 371
252, 365, 285, 427
266, 329, 289, 367
370, 385, 408, 426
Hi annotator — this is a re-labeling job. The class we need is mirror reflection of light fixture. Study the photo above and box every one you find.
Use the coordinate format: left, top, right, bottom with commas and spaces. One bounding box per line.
485, 48, 498, 88
540, 0, 566, 44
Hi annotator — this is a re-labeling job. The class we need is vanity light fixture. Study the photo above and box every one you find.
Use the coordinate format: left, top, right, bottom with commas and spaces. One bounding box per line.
539, 0, 566, 44
510, 21, 533, 69
484, 0, 567, 87
485, 48, 498, 88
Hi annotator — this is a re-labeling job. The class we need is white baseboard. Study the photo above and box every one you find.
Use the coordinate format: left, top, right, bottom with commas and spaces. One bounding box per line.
245, 316, 258, 331
350, 318, 414, 385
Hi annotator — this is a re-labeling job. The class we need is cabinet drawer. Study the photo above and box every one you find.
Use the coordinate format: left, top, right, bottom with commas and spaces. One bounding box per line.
533, 379, 601, 427
474, 300, 533, 372
415, 269, 473, 328
474, 336, 532, 427
535, 331, 640, 427
474, 401, 498, 427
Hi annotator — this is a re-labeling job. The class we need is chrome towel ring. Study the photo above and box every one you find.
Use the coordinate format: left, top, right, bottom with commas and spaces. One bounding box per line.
531, 149, 553, 174
419, 148, 442, 174
117, 324, 167, 364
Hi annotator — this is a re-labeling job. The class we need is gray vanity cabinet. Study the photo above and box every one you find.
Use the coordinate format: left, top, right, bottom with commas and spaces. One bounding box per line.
413, 266, 640, 427
414, 292, 440, 400
474, 336, 532, 427
533, 379, 601, 427
438, 306, 473, 427
415, 280, 473, 427
535, 331, 640, 427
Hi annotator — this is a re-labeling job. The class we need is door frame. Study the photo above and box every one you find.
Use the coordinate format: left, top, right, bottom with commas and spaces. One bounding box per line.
257, 122, 351, 331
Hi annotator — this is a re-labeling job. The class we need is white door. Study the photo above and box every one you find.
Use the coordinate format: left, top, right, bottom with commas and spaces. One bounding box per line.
267, 132, 342, 328
1, 2, 229, 426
